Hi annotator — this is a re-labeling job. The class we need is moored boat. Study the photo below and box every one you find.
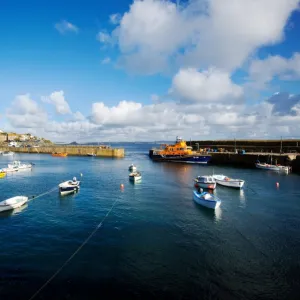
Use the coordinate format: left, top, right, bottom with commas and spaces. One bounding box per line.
129, 171, 142, 182
52, 152, 68, 157
255, 162, 291, 173
128, 164, 137, 172
212, 174, 245, 189
193, 190, 221, 209
194, 175, 216, 189
149, 136, 211, 164
2, 161, 32, 173
59, 177, 80, 196
87, 153, 96, 157
0, 196, 28, 212
2, 151, 14, 156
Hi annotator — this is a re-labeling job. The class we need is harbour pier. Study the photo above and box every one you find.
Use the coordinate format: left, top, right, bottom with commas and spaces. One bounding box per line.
0, 145, 125, 158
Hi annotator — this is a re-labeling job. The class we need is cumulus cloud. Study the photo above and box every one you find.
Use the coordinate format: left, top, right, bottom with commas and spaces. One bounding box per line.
98, 0, 299, 74
6, 94, 48, 128
266, 92, 300, 116
248, 52, 300, 89
42, 91, 72, 115
73, 111, 85, 121
170, 68, 243, 103
55, 20, 78, 34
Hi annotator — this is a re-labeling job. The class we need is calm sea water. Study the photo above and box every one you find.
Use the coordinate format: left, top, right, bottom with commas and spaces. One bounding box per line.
0, 144, 300, 300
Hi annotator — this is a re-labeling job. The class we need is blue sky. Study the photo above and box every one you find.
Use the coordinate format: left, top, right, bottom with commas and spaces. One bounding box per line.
1, 0, 300, 142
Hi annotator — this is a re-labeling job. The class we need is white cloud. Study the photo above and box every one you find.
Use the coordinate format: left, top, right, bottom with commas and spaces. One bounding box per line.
110, 13, 121, 25
55, 20, 78, 34
248, 52, 300, 88
6, 94, 47, 128
170, 68, 243, 103
42, 91, 72, 115
101, 57, 111, 64
73, 111, 85, 121
100, 0, 299, 74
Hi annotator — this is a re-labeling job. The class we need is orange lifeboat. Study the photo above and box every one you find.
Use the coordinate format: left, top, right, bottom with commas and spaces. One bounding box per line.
52, 152, 68, 157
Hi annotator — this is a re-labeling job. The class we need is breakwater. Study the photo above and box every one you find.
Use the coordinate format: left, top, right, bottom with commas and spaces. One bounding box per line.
188, 139, 300, 153
0, 145, 125, 158
209, 152, 297, 168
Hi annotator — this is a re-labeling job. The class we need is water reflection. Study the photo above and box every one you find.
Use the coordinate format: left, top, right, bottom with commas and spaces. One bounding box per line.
193, 202, 222, 223
59, 195, 74, 210
161, 163, 193, 185
239, 189, 246, 208
0, 203, 28, 218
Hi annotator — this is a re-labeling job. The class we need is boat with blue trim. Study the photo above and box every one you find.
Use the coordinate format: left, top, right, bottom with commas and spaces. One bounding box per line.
149, 137, 211, 164
59, 177, 80, 196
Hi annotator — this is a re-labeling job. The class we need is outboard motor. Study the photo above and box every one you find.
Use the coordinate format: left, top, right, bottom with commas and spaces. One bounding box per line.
73, 177, 77, 182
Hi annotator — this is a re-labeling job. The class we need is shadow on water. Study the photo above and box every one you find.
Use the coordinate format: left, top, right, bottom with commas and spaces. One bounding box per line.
0, 203, 28, 218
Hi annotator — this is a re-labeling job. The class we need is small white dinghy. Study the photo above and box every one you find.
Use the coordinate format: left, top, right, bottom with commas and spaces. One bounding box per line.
194, 175, 216, 189
129, 171, 142, 182
87, 153, 96, 157
0, 196, 28, 212
193, 190, 221, 209
59, 177, 80, 196
2, 151, 14, 156
3, 161, 32, 173
128, 164, 137, 172
212, 174, 245, 189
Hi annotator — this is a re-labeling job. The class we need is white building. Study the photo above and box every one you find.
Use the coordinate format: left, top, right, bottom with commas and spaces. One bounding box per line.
20, 135, 29, 141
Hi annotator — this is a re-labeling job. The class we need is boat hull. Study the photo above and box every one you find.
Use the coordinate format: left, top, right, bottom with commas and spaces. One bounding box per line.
52, 153, 68, 157
0, 196, 28, 212
213, 175, 244, 189
194, 182, 216, 189
151, 154, 211, 164
215, 179, 244, 188
129, 175, 142, 182
193, 191, 221, 209
255, 163, 290, 173
59, 181, 80, 196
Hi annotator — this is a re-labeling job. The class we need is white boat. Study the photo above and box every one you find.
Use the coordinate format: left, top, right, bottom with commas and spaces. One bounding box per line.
3, 161, 32, 173
194, 175, 216, 189
128, 164, 137, 172
87, 153, 96, 157
2, 151, 14, 156
255, 162, 291, 173
59, 177, 80, 196
0, 196, 28, 212
212, 174, 245, 189
129, 171, 142, 182
193, 190, 221, 209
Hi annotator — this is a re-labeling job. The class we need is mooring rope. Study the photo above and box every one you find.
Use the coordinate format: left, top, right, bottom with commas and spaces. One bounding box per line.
28, 186, 58, 202
28, 197, 119, 300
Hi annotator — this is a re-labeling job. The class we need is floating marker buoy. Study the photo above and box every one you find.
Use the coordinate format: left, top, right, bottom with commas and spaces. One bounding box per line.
120, 184, 124, 189
80, 173, 83, 177
276, 182, 279, 188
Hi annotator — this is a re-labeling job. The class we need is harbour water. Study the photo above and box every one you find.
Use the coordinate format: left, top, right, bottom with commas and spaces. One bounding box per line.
0, 143, 300, 299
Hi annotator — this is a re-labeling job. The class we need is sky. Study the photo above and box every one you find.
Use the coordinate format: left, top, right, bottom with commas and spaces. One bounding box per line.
1, 0, 300, 142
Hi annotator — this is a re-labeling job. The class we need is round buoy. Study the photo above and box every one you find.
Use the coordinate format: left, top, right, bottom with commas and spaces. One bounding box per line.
276, 182, 279, 188
120, 184, 124, 189
80, 173, 83, 177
